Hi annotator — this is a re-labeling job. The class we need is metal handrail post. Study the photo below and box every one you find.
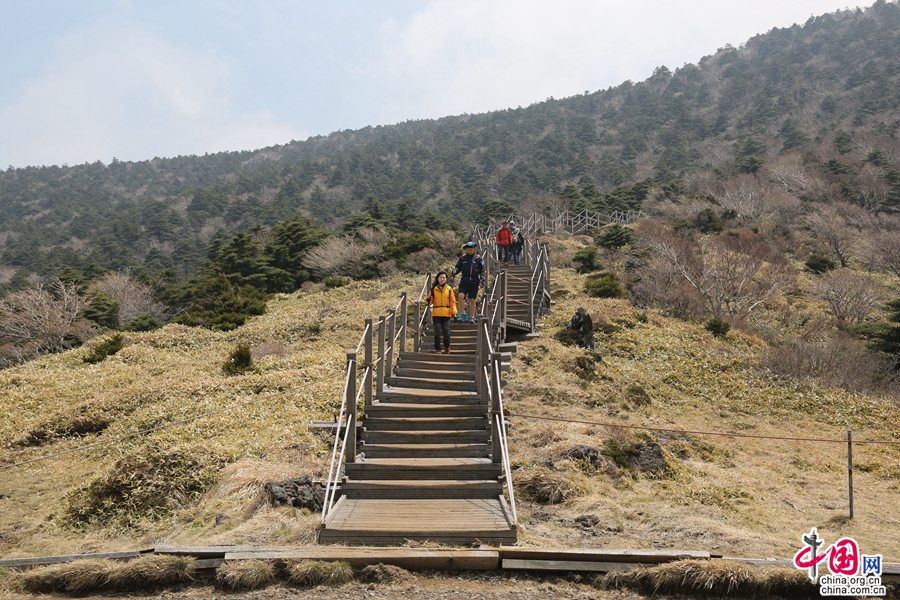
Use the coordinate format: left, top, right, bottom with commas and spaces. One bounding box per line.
413, 301, 421, 352
543, 246, 550, 311
345, 353, 357, 464
387, 309, 396, 381
364, 319, 373, 408
376, 316, 386, 393
490, 351, 502, 463
501, 270, 508, 326
475, 316, 484, 399
529, 276, 535, 331
399, 293, 408, 353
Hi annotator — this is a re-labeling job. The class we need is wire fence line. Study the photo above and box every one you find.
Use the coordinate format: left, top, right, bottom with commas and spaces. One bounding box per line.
507, 411, 900, 445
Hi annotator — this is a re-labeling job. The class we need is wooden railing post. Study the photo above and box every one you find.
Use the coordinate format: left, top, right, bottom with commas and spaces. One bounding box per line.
399, 293, 408, 353
376, 316, 386, 394
345, 352, 357, 464
387, 309, 396, 380
364, 319, 373, 408
490, 351, 502, 463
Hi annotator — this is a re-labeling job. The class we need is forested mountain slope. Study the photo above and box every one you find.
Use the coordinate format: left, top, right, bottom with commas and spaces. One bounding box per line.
1, 1, 900, 286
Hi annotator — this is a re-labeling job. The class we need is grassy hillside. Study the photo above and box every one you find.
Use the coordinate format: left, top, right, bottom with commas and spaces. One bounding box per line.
0, 236, 897, 571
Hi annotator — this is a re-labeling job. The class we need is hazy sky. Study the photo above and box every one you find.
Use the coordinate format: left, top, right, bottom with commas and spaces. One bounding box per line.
0, 0, 865, 169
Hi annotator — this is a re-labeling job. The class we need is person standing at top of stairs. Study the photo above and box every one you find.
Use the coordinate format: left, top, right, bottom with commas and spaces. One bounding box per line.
496, 221, 514, 263
452, 242, 485, 324
427, 270, 457, 354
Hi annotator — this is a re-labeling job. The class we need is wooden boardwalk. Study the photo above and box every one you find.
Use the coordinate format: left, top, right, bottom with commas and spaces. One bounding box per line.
319, 318, 517, 545
319, 250, 549, 546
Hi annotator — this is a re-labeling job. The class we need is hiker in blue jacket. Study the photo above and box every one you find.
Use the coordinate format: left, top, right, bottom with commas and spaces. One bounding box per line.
452, 241, 485, 323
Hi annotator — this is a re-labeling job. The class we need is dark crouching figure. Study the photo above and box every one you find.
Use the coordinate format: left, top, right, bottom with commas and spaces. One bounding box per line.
567, 307, 594, 349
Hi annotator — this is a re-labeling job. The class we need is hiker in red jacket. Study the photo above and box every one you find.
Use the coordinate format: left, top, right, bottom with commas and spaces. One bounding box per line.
496, 221, 514, 263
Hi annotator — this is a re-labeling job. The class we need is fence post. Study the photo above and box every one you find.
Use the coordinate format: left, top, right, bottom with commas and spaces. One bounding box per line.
848, 430, 854, 519
345, 352, 357, 464
400, 293, 408, 354
490, 351, 502, 464
387, 309, 396, 381
376, 316, 386, 394
364, 319, 373, 408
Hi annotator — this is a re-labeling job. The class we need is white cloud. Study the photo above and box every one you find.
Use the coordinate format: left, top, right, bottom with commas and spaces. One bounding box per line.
371, 0, 855, 122
0, 18, 303, 167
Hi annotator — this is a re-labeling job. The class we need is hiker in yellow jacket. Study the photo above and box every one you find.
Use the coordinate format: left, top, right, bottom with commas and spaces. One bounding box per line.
427, 270, 457, 354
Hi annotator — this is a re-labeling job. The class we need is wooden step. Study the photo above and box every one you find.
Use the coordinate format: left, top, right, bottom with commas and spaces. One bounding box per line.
387, 377, 477, 392
375, 387, 482, 403
363, 416, 488, 431
319, 498, 516, 545
360, 443, 490, 458
366, 403, 487, 418
362, 430, 488, 444
398, 352, 475, 365
394, 368, 475, 381
345, 458, 501, 480
338, 480, 503, 499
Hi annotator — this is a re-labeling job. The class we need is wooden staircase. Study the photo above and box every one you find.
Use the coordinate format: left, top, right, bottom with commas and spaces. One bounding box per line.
500, 263, 542, 332
318, 320, 517, 545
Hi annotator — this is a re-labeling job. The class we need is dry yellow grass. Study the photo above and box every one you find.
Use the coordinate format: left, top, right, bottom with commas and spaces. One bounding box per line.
284, 559, 353, 586
601, 559, 816, 597
0, 243, 898, 571
215, 559, 275, 590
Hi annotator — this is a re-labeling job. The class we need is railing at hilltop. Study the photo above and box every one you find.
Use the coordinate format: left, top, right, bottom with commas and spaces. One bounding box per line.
483, 208, 645, 239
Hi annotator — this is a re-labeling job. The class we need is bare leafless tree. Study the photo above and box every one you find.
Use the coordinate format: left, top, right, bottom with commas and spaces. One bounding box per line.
645, 228, 794, 320
866, 214, 900, 278
767, 153, 840, 202
0, 278, 88, 357
803, 202, 866, 268
705, 174, 803, 228
815, 269, 888, 327
302, 230, 384, 277
90, 270, 171, 326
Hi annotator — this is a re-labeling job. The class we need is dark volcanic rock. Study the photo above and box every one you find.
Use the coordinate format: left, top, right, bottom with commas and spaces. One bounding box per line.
264, 475, 324, 511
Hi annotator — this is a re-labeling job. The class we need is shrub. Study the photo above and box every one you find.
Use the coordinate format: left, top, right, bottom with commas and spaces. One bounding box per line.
625, 385, 651, 406
584, 273, 626, 298
284, 560, 353, 587
223, 344, 254, 375
805, 254, 836, 273
695, 208, 726, 233
595, 224, 634, 249
83, 333, 125, 364
572, 246, 602, 273
216, 560, 275, 590
124, 315, 162, 332
324, 276, 350, 289
514, 466, 584, 504
704, 318, 731, 338
357, 564, 415, 585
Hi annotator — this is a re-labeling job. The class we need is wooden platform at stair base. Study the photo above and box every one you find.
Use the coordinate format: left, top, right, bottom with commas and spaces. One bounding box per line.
319, 497, 516, 545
